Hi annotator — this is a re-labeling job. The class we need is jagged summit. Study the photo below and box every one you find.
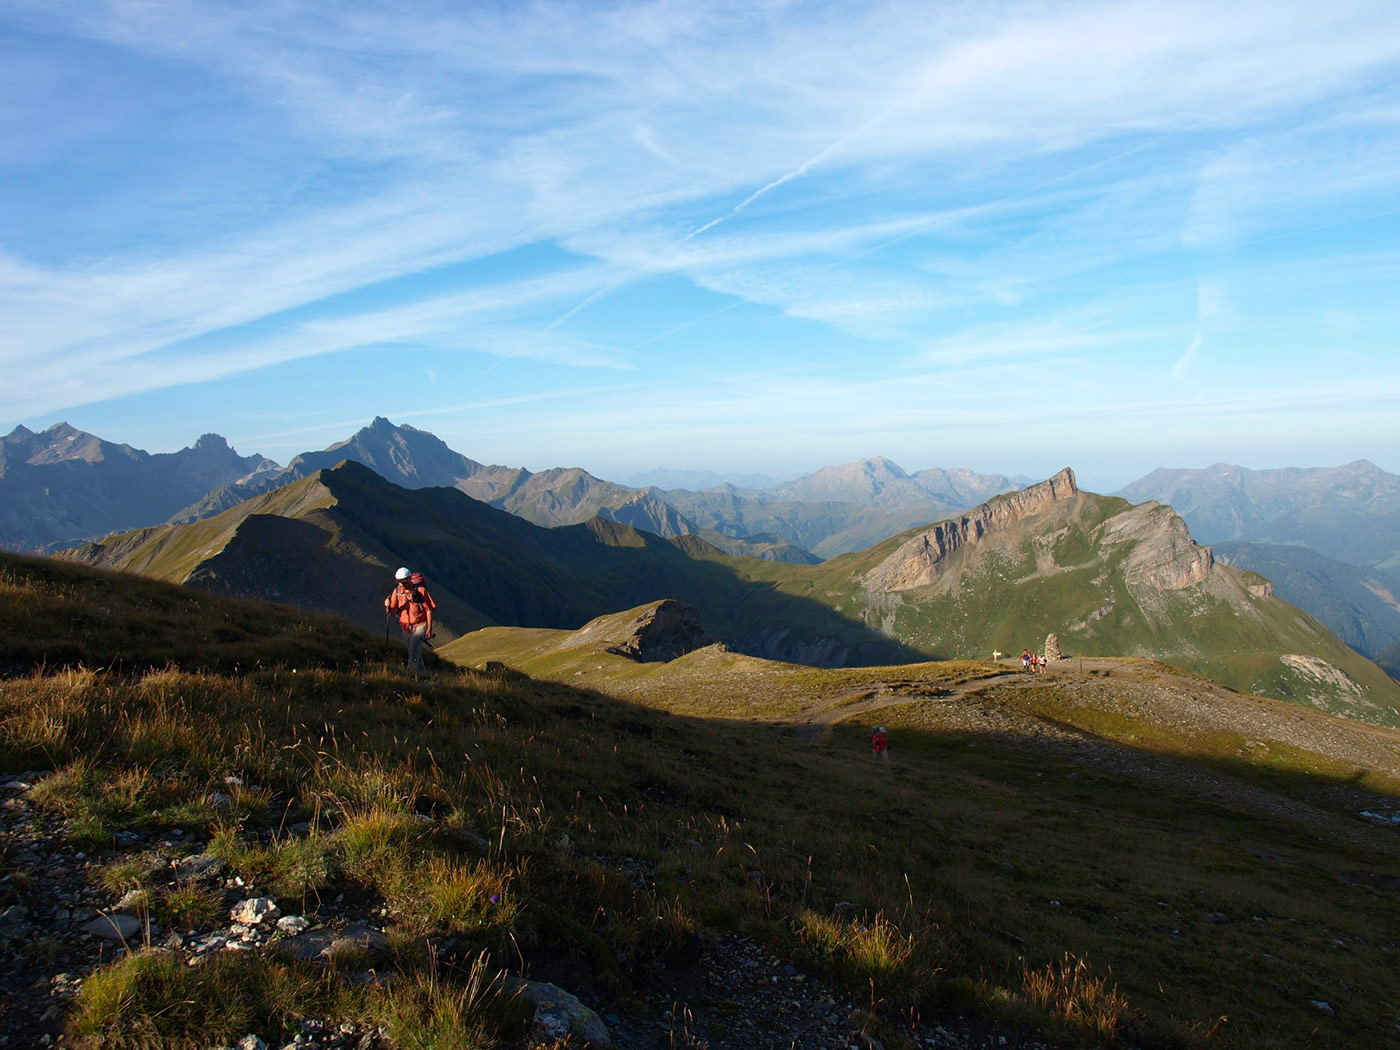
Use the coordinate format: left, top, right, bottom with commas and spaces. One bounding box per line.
0, 426, 277, 552
862, 467, 1079, 593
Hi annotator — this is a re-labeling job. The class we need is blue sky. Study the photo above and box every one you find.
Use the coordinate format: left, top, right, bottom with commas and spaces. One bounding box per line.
3, 0, 1399, 491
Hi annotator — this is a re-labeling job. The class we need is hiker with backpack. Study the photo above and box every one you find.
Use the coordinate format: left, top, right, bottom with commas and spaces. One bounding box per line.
385, 566, 436, 674
871, 725, 889, 763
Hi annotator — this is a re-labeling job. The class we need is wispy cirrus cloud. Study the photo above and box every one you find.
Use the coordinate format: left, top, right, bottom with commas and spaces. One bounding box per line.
3, 0, 1400, 474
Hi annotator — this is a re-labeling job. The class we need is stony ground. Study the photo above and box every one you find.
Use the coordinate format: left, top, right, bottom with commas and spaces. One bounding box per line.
0, 771, 396, 1050
607, 932, 1050, 1050
2, 766, 1052, 1050
5, 659, 1398, 1048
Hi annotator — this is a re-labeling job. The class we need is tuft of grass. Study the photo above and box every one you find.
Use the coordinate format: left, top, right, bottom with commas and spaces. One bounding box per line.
333, 802, 423, 894
96, 854, 165, 895
793, 909, 936, 1009
70, 949, 355, 1049
378, 952, 502, 1050
267, 834, 335, 903
156, 882, 225, 932
390, 857, 517, 938
208, 827, 276, 888
1018, 953, 1132, 1042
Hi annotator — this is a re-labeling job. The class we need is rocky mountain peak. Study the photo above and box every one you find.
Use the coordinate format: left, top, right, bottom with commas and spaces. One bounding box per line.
861, 456, 908, 479
861, 467, 1080, 593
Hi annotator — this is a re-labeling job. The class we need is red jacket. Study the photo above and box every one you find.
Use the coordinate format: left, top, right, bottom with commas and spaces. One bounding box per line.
387, 582, 436, 629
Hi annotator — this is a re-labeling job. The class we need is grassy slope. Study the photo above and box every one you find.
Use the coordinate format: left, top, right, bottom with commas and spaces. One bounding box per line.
446, 617, 1400, 1047
5, 554, 1400, 1048
687, 492, 1400, 726
64, 466, 1400, 724
67, 462, 924, 666
1212, 540, 1400, 660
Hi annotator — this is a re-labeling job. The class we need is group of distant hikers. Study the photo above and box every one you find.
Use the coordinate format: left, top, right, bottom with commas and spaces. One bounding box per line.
869, 645, 1055, 762
385, 566, 437, 674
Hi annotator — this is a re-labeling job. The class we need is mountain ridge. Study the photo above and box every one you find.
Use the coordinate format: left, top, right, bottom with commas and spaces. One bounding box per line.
1117, 460, 1400, 568
62, 460, 1400, 725
0, 422, 278, 552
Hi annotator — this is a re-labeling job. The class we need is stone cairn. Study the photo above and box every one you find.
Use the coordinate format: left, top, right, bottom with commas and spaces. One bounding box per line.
1044, 633, 1062, 662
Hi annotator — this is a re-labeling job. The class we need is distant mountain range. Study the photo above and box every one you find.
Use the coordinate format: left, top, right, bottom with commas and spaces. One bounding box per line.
63, 461, 1400, 725
0, 423, 277, 552
2, 418, 1019, 565
661, 457, 1028, 558
1117, 460, 1400, 569
619, 467, 788, 491
10, 417, 1400, 700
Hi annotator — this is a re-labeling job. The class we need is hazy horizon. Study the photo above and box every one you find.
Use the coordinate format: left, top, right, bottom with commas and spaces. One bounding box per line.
9, 413, 1398, 499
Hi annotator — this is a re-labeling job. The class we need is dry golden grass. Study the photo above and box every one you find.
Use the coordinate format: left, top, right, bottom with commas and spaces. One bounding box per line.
5, 553, 1400, 1048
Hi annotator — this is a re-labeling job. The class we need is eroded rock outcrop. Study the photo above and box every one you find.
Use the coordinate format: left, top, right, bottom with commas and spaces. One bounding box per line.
862, 468, 1079, 593
1098, 501, 1213, 592
560, 600, 708, 662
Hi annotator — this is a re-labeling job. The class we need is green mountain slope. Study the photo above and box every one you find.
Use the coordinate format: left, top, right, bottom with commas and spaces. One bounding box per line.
1214, 541, 1400, 665
66, 461, 916, 664
66, 462, 1400, 725
710, 469, 1400, 726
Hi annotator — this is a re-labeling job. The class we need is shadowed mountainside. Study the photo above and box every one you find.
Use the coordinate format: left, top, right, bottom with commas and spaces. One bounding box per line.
66, 461, 920, 666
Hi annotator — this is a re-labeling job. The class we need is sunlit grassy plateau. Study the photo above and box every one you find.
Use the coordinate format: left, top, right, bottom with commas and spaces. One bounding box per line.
3, 551, 1399, 1048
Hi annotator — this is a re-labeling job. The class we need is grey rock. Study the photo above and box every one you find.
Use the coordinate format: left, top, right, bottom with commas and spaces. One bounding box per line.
0, 904, 31, 945
84, 913, 144, 941
115, 889, 149, 911
230, 897, 279, 925
173, 853, 228, 882
507, 978, 613, 1049
273, 923, 387, 963
277, 914, 311, 935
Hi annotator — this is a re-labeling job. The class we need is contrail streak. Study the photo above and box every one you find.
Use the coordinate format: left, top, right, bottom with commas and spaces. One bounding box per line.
683, 136, 851, 241
504, 117, 1208, 378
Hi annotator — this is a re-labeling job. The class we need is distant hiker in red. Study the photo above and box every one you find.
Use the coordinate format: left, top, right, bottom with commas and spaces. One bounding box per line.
871, 725, 889, 762
385, 567, 436, 674
1021, 650, 1031, 672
